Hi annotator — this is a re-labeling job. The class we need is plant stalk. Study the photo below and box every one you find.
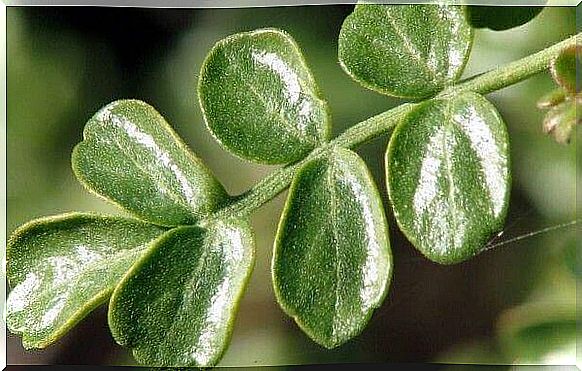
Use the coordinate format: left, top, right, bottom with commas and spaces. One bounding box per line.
209, 32, 581, 222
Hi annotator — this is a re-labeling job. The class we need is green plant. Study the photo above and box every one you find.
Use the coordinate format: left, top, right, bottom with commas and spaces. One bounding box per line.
5, 4, 579, 368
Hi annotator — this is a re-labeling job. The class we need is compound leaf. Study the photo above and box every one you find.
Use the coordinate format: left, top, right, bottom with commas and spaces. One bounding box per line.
199, 28, 330, 164
466, 6, 545, 31
108, 219, 255, 367
338, 4, 473, 99
5, 213, 165, 349
273, 147, 392, 348
386, 92, 510, 264
72, 99, 228, 227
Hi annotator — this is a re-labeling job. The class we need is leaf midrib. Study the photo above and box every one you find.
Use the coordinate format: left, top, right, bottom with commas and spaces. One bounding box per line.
162, 235, 211, 356
233, 64, 319, 148
106, 121, 196, 218
382, 8, 440, 84
325, 157, 342, 344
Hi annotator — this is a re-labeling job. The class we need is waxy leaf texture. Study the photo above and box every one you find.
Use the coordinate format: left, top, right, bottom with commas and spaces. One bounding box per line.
338, 4, 473, 99
6, 213, 165, 349
72, 100, 228, 227
387, 92, 510, 264
108, 219, 255, 367
273, 147, 392, 348
199, 28, 330, 164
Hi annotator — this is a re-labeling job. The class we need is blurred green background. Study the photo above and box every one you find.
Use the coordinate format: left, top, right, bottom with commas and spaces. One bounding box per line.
6, 5, 579, 367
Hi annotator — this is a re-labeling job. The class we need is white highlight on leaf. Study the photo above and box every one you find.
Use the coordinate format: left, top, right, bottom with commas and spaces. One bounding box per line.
191, 278, 231, 366
250, 47, 319, 138
95, 101, 118, 122
6, 273, 39, 314
191, 223, 247, 366
296, 99, 313, 133
455, 105, 506, 217
75, 244, 102, 264
340, 165, 380, 311
413, 130, 444, 214
252, 50, 301, 104
442, 7, 466, 79
109, 114, 197, 209
411, 127, 466, 253
221, 225, 245, 264
40, 293, 67, 330
47, 256, 78, 281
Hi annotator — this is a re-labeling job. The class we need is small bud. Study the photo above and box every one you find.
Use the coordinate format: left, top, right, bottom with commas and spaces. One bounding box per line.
537, 87, 566, 109
550, 45, 580, 94
542, 99, 578, 144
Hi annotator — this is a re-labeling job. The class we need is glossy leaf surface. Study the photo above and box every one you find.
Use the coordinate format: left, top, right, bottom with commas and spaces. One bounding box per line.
199, 28, 330, 164
338, 4, 473, 99
273, 147, 392, 348
108, 219, 255, 367
466, 6, 544, 31
387, 92, 510, 264
72, 100, 228, 227
550, 46, 578, 94
6, 213, 165, 349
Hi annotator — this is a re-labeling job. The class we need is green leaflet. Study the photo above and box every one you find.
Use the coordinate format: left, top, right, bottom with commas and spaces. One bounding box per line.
5, 213, 166, 349
386, 92, 510, 264
550, 46, 578, 94
198, 28, 330, 164
465, 6, 545, 31
338, 4, 473, 99
273, 147, 392, 349
72, 100, 228, 227
108, 219, 255, 367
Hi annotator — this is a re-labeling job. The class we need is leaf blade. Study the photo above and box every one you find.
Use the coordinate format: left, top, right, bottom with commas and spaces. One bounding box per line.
108, 219, 255, 367
199, 28, 330, 164
338, 4, 473, 99
386, 92, 510, 264
72, 99, 228, 227
273, 147, 392, 348
5, 213, 166, 349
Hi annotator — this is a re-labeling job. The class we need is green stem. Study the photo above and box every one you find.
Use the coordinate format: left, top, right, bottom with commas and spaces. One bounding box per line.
210, 32, 580, 221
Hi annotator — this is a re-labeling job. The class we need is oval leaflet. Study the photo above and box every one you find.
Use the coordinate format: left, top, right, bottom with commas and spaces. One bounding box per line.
338, 4, 473, 99
108, 218, 255, 368
73, 99, 228, 227
273, 147, 392, 348
199, 28, 330, 164
386, 92, 510, 264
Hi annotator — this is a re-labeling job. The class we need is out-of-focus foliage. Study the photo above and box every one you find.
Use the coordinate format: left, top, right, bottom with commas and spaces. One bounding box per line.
7, 11, 121, 233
